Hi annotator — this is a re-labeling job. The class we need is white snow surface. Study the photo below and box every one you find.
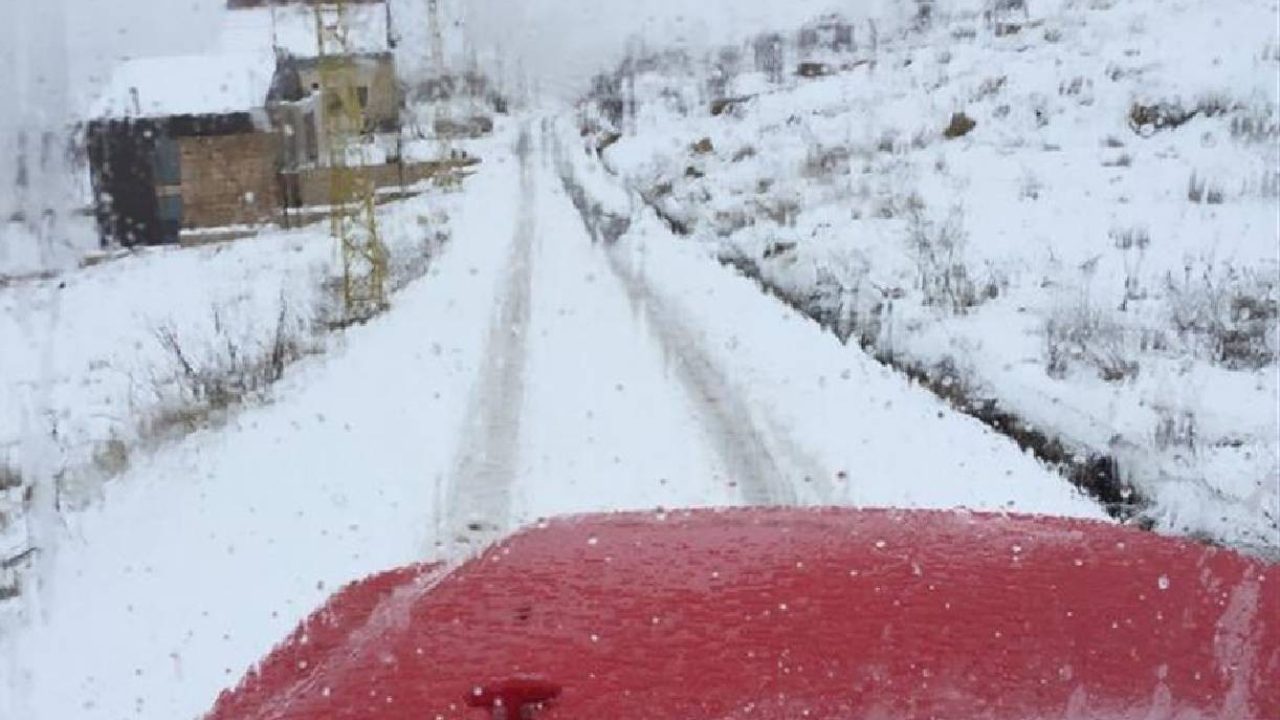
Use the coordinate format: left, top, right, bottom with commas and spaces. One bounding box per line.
0, 120, 478, 612
89, 52, 277, 120
591, 0, 1280, 552
1, 121, 1103, 719
0, 172, 459, 502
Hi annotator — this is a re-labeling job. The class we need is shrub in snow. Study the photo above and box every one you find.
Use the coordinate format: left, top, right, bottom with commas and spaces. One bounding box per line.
1243, 169, 1280, 199
150, 300, 313, 434
1164, 261, 1279, 370
658, 86, 690, 117
972, 75, 1007, 103
1058, 76, 1095, 106
90, 435, 130, 478
801, 144, 853, 180
1153, 404, 1199, 453
1044, 302, 1140, 382
905, 199, 982, 314
928, 355, 984, 407
388, 214, 449, 293
715, 45, 744, 76
830, 251, 890, 348
1229, 106, 1280, 143
1193, 91, 1235, 118
1262, 39, 1280, 63
1186, 171, 1225, 204
587, 72, 625, 130
0, 462, 19, 492
1128, 101, 1197, 136
753, 192, 802, 227
753, 33, 787, 84
1018, 169, 1044, 200
1186, 172, 1205, 202
1101, 152, 1132, 167
1110, 225, 1150, 310
711, 207, 755, 237
0, 461, 22, 588
985, 0, 1030, 24
913, 0, 937, 30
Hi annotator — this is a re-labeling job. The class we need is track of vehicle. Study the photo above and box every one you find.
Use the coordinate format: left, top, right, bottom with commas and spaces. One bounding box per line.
441, 128, 537, 553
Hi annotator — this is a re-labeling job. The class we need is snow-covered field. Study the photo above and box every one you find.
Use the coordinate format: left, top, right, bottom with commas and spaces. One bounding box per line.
583, 0, 1279, 553
0, 119, 1110, 719
0, 132, 481, 598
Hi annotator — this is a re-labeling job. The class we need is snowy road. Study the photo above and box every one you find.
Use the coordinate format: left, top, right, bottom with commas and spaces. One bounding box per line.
2, 121, 1106, 720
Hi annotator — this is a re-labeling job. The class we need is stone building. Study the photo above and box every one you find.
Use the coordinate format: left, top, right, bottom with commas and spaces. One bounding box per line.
85, 0, 405, 246
85, 52, 283, 245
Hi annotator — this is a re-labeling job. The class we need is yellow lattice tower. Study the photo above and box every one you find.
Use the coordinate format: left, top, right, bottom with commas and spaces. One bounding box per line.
316, 1, 389, 322
427, 0, 459, 189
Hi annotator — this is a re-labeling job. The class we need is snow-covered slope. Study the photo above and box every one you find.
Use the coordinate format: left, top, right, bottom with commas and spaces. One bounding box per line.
585, 0, 1279, 553
0, 131, 486, 600
0, 148, 518, 720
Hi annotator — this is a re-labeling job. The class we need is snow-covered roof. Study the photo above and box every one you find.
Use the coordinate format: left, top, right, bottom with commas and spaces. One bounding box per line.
219, 4, 390, 59
90, 52, 276, 120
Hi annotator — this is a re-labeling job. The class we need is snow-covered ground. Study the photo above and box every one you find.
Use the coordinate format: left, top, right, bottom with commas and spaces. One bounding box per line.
583, 0, 1279, 553
0, 187, 446, 486
1, 120, 1105, 719
2, 0, 1274, 714
0, 129, 483, 599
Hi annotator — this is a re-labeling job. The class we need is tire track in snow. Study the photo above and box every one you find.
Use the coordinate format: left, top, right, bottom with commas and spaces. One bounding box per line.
603, 246, 834, 507
440, 128, 537, 555
548, 126, 834, 507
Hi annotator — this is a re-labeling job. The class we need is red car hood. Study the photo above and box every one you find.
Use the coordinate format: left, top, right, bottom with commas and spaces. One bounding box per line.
207, 507, 1278, 719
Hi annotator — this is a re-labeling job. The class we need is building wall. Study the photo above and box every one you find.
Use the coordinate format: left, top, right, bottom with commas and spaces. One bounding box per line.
297, 54, 399, 134
86, 119, 161, 246
269, 101, 320, 171
286, 158, 477, 208
177, 132, 281, 229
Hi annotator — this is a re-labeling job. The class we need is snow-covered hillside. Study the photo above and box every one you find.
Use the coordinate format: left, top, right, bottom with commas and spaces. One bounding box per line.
582, 0, 1279, 553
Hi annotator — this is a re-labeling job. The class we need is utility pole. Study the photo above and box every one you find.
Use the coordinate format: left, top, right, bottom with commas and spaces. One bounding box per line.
427, 0, 458, 188
315, 1, 389, 322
